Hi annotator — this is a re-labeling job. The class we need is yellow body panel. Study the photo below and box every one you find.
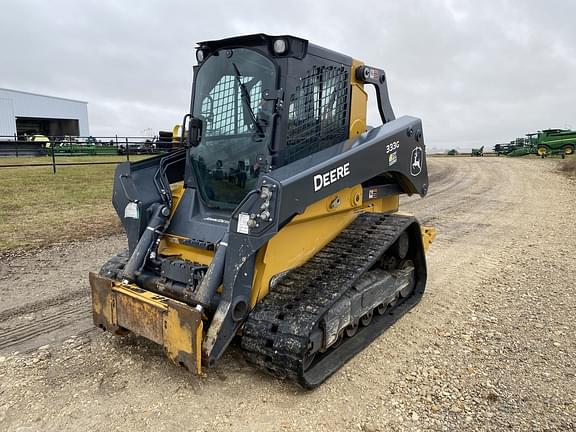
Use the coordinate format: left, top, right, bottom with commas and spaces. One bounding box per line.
349, 59, 368, 137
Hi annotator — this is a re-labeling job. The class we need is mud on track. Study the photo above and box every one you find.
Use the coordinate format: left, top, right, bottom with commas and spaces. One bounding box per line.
0, 157, 575, 431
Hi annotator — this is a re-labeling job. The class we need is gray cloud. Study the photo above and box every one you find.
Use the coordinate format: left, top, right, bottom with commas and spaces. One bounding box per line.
1, 0, 574, 149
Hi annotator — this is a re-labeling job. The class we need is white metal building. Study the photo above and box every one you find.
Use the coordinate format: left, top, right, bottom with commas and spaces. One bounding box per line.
0, 88, 89, 139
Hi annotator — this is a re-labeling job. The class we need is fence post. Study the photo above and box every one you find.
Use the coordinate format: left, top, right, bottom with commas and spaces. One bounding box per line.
126, 137, 130, 161
14, 133, 18, 158
51, 144, 56, 174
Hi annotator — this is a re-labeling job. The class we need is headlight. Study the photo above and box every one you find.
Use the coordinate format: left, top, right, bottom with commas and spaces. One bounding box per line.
196, 49, 205, 63
273, 38, 287, 55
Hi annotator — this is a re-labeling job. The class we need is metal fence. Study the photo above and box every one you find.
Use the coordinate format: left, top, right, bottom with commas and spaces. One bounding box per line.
0, 134, 178, 173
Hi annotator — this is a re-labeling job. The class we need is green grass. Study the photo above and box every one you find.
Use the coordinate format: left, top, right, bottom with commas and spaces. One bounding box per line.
0, 155, 151, 254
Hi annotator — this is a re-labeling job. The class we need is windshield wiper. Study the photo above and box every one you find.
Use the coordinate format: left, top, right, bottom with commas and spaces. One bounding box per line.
232, 63, 264, 136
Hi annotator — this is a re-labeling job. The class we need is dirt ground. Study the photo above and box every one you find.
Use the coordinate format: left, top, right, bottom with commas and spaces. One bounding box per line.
0, 157, 574, 431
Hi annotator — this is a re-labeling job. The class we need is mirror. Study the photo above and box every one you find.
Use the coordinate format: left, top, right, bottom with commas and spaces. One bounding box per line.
188, 117, 203, 147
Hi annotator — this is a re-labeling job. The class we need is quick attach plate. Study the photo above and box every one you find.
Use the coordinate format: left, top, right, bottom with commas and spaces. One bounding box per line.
89, 272, 203, 374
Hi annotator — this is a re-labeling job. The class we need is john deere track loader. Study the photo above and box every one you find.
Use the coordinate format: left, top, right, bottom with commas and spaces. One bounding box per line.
90, 34, 434, 388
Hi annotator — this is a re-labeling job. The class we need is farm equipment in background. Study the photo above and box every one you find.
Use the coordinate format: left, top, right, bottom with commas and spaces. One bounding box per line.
40, 136, 118, 156
471, 145, 484, 157
0, 135, 47, 156
156, 125, 186, 150
157, 131, 175, 150
29, 134, 50, 147
493, 143, 512, 156
494, 138, 525, 156
0, 134, 171, 157
117, 143, 157, 156
89, 34, 435, 388
531, 129, 576, 159
480, 128, 575, 159
447, 149, 459, 156
506, 146, 534, 157
493, 137, 536, 157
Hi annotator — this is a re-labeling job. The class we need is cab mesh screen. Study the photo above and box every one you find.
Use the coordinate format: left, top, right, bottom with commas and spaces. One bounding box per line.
285, 66, 349, 163
202, 76, 262, 136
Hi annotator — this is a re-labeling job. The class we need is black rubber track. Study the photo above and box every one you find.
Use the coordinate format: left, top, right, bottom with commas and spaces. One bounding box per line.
241, 213, 426, 388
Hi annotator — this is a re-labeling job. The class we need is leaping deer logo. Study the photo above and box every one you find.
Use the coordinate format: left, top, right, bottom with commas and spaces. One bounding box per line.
412, 152, 421, 171
410, 146, 423, 176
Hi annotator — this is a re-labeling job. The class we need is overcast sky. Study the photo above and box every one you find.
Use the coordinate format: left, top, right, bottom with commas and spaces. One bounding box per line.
1, 0, 575, 150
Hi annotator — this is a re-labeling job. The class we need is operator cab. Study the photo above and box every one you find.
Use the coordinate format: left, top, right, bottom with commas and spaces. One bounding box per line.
185, 34, 354, 210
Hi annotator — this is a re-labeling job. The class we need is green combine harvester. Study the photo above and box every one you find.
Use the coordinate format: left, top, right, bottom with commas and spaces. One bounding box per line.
530, 129, 576, 159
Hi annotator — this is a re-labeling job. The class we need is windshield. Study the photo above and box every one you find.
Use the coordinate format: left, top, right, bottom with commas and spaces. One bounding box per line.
191, 48, 276, 209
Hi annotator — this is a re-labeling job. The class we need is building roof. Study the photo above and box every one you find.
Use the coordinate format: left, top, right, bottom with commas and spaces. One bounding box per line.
0, 88, 88, 104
